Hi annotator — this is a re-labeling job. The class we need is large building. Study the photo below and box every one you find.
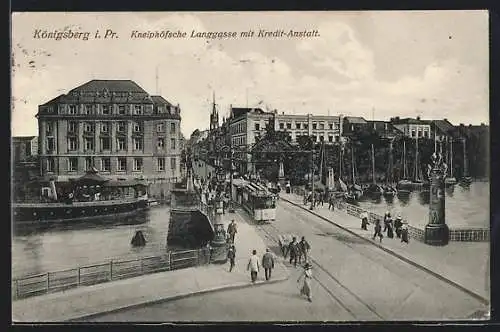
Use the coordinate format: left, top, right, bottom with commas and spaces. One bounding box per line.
36, 80, 182, 181
223, 107, 344, 173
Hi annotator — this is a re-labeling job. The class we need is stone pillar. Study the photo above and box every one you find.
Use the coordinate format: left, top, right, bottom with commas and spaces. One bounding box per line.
425, 153, 449, 245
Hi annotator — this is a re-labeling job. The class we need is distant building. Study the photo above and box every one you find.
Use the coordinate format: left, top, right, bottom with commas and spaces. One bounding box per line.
12, 136, 38, 162
390, 117, 431, 139
12, 136, 40, 200
36, 79, 182, 182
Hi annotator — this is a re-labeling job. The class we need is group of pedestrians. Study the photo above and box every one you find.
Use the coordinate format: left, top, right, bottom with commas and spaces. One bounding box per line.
283, 236, 311, 267
365, 211, 409, 244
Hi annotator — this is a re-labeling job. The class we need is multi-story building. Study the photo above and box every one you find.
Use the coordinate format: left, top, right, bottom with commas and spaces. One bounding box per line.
36, 80, 182, 181
12, 136, 40, 199
224, 106, 344, 173
12, 136, 38, 162
390, 117, 431, 139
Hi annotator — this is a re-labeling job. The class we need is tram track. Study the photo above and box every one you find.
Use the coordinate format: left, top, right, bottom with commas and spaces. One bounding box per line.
252, 217, 385, 320
279, 198, 490, 307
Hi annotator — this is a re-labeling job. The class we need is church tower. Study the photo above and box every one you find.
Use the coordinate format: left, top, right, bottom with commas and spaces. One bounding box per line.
210, 92, 219, 131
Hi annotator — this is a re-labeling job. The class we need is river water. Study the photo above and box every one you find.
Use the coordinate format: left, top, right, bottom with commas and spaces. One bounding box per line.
11, 181, 489, 279
354, 181, 489, 229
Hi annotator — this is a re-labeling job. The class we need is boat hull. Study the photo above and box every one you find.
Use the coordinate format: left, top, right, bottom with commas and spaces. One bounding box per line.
12, 199, 149, 224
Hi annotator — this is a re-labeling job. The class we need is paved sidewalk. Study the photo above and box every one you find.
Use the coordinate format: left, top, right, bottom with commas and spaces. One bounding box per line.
280, 192, 490, 302
12, 210, 289, 322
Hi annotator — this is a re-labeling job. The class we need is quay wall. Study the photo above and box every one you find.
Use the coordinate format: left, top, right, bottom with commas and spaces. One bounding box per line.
291, 187, 489, 243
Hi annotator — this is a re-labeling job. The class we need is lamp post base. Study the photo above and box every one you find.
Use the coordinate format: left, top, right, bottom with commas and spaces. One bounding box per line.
424, 223, 449, 246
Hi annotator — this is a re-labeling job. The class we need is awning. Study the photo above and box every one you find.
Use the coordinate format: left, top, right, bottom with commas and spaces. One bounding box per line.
104, 179, 147, 187
72, 168, 109, 185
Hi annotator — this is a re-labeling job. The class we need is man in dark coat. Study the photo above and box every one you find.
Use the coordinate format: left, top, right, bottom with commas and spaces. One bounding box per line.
394, 215, 403, 238
227, 220, 237, 244
227, 245, 236, 272
298, 236, 311, 264
262, 248, 275, 280
288, 237, 299, 267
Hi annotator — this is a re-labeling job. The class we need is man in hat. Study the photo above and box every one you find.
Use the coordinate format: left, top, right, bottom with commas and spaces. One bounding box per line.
288, 237, 299, 267
227, 245, 236, 272
394, 215, 403, 238
401, 222, 410, 244
298, 236, 311, 264
227, 220, 237, 244
247, 249, 260, 283
262, 248, 275, 281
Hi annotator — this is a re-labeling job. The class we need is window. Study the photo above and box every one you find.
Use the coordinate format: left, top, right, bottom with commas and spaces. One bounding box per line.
68, 105, 77, 115
170, 123, 176, 134
46, 122, 53, 135
411, 130, 416, 138
134, 105, 143, 115
117, 137, 126, 151
133, 158, 143, 171
84, 138, 94, 150
101, 137, 111, 151
46, 137, 55, 152
304, 123, 309, 129
255, 123, 260, 131
157, 137, 165, 149
68, 137, 78, 151
101, 158, 111, 172
68, 121, 77, 133
279, 123, 284, 129
329, 123, 334, 130
85, 157, 93, 171
134, 123, 142, 132
319, 123, 324, 130
328, 136, 333, 142
101, 122, 109, 133
68, 157, 78, 172
171, 138, 176, 150
286, 123, 292, 129
46, 158, 55, 172
335, 136, 340, 142
84, 122, 93, 133
133, 138, 143, 150
117, 158, 127, 172
157, 158, 165, 171
313, 136, 317, 142
84, 105, 92, 115
157, 123, 165, 132
102, 105, 110, 115
418, 130, 422, 138
320, 136, 324, 142
117, 121, 126, 133
118, 105, 126, 115
170, 157, 176, 170
296, 123, 301, 129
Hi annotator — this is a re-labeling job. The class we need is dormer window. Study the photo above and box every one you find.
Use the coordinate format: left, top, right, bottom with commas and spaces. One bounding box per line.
68, 105, 77, 115
134, 105, 143, 115
102, 105, 110, 115
118, 105, 126, 115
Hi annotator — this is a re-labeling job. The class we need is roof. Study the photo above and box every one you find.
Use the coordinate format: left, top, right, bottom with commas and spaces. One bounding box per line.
69, 80, 147, 93
12, 136, 37, 142
390, 118, 428, 125
231, 107, 265, 118
344, 116, 367, 124
432, 119, 455, 134
151, 95, 174, 107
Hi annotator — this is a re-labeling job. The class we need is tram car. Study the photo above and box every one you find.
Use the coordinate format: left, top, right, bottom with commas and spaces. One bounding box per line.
232, 179, 277, 223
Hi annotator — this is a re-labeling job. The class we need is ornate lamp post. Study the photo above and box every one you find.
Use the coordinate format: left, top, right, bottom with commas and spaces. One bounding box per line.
425, 152, 449, 245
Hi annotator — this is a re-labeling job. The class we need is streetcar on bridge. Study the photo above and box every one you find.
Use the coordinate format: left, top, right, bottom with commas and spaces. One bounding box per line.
232, 178, 277, 223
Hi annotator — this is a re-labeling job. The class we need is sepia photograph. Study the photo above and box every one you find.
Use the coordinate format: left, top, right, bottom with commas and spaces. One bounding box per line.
11, 11, 490, 322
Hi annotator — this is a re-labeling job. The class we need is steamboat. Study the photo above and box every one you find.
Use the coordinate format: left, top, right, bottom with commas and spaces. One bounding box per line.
12, 168, 149, 225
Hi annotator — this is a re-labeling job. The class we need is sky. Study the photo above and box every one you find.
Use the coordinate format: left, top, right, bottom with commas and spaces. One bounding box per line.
11, 11, 489, 138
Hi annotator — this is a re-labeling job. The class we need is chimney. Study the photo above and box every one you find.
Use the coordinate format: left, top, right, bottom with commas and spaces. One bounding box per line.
416, 116, 421, 120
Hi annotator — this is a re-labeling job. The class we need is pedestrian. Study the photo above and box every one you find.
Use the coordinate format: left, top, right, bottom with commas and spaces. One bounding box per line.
360, 211, 369, 230
372, 219, 383, 242
247, 249, 260, 283
298, 236, 311, 264
394, 215, 403, 238
318, 191, 324, 206
227, 245, 236, 272
401, 222, 410, 244
288, 237, 299, 267
297, 262, 313, 302
227, 220, 237, 244
262, 248, 275, 281
387, 219, 394, 239
383, 212, 392, 233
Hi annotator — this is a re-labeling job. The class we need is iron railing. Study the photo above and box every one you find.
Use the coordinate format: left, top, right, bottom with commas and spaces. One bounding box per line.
12, 248, 211, 300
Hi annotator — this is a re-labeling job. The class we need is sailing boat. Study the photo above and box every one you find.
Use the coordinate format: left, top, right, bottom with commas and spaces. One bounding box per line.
444, 136, 457, 186
344, 143, 363, 202
335, 143, 348, 196
397, 139, 413, 190
364, 143, 383, 199
383, 138, 397, 198
460, 137, 473, 186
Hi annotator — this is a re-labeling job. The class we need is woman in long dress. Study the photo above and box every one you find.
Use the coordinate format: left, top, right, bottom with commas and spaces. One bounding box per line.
297, 263, 313, 302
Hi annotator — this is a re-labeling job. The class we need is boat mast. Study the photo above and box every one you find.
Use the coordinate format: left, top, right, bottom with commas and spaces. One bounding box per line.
403, 140, 407, 179
450, 138, 454, 177
351, 143, 355, 185
371, 143, 376, 184
339, 143, 343, 181
414, 136, 419, 181
463, 137, 468, 177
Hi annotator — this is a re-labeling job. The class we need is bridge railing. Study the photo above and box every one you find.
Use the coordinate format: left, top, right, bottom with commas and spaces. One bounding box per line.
12, 248, 210, 301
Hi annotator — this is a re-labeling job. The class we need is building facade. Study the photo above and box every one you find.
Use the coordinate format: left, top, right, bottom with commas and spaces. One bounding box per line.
36, 80, 182, 182
390, 117, 431, 139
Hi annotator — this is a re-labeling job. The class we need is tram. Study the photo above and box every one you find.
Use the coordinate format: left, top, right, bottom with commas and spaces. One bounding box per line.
232, 178, 277, 222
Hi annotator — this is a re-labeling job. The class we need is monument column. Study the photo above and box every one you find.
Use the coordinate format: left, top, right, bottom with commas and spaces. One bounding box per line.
424, 153, 449, 245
